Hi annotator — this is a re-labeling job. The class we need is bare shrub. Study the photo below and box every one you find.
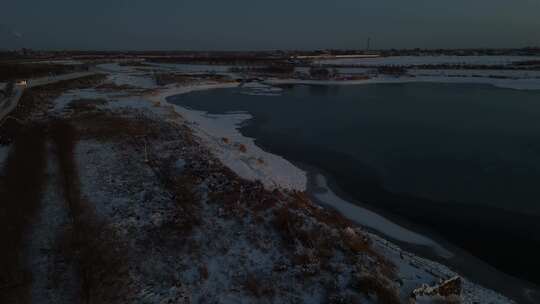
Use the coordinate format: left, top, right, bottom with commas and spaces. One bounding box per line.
272, 206, 305, 246
199, 264, 209, 281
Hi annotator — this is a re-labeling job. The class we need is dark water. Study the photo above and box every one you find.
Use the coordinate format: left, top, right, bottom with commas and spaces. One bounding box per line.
169, 83, 540, 288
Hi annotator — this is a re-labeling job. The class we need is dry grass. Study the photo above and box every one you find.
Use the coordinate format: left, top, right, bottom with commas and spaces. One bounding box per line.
238, 144, 247, 153
272, 206, 305, 246
199, 264, 209, 281
73, 112, 157, 141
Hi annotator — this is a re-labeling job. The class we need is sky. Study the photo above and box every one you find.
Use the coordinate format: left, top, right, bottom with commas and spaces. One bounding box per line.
1, 0, 539, 50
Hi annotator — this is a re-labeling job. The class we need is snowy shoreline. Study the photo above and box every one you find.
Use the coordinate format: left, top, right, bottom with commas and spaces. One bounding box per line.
147, 82, 456, 252
147, 82, 308, 191
151, 82, 454, 257
148, 81, 522, 303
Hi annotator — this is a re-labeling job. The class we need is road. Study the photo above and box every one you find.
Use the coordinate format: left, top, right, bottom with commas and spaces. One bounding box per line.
0, 71, 97, 123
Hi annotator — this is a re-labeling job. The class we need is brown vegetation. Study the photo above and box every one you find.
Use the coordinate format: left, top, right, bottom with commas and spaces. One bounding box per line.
243, 274, 275, 298
238, 143, 247, 153
67, 98, 107, 112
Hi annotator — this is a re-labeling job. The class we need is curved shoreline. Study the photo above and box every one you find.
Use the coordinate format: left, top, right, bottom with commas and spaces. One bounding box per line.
152, 83, 455, 255
147, 80, 535, 303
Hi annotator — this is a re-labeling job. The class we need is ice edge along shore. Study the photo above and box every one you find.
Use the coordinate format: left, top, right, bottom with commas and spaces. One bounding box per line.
106, 61, 537, 302
148, 81, 455, 257
143, 80, 519, 303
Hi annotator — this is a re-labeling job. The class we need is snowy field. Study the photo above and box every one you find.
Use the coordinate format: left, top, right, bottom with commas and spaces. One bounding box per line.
42, 62, 532, 302
21, 61, 520, 303
315, 55, 540, 66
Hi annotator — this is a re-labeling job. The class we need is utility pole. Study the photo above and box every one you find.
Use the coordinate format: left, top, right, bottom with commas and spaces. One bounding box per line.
366, 37, 371, 52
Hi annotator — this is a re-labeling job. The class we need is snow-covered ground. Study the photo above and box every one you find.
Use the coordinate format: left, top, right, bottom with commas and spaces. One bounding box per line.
106, 72, 157, 89
145, 82, 518, 304
267, 74, 540, 90
316, 55, 540, 66
96, 63, 159, 89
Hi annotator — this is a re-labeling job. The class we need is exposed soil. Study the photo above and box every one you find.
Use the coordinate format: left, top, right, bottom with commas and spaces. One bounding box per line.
0, 124, 47, 303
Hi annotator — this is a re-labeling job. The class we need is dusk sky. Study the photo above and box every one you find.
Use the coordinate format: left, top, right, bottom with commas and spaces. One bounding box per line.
1, 0, 539, 50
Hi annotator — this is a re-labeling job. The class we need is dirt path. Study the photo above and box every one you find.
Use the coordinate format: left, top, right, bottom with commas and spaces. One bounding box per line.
27, 142, 80, 304
0, 124, 48, 303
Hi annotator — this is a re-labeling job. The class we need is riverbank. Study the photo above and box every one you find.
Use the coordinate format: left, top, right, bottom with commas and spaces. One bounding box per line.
160, 80, 523, 303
